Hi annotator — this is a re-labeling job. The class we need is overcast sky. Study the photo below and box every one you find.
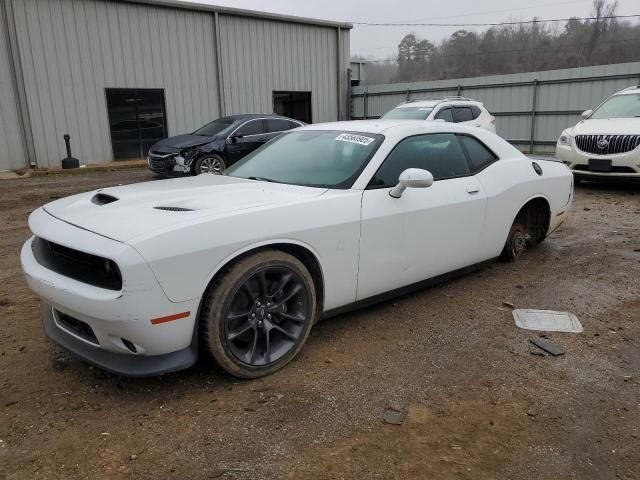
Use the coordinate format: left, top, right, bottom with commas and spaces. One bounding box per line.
177, 0, 639, 59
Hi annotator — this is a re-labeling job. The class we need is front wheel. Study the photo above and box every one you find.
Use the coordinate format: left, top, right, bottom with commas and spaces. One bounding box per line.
200, 250, 318, 378
193, 154, 226, 175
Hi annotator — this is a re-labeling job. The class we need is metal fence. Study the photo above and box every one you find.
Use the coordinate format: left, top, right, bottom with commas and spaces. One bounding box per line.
351, 62, 640, 153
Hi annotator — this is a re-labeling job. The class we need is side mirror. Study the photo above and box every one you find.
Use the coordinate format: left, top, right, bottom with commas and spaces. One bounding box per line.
581, 109, 593, 119
227, 135, 240, 144
389, 168, 434, 198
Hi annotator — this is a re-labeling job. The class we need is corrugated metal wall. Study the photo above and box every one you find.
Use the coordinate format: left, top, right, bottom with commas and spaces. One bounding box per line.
1, 0, 349, 169
8, 0, 220, 168
352, 62, 640, 153
0, 1, 27, 171
217, 14, 343, 122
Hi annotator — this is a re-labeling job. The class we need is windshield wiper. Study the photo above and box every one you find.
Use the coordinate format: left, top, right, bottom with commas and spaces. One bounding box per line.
247, 176, 278, 183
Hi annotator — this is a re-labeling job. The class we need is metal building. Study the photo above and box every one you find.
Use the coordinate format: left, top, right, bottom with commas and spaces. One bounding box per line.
0, 0, 351, 170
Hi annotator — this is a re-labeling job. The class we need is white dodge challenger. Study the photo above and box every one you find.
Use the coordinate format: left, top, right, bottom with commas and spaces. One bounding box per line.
21, 120, 572, 378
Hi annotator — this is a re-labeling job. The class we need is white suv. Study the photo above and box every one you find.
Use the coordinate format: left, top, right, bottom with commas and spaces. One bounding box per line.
556, 85, 640, 182
382, 97, 496, 133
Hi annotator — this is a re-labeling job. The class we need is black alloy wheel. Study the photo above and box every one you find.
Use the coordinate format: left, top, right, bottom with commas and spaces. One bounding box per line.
200, 250, 317, 378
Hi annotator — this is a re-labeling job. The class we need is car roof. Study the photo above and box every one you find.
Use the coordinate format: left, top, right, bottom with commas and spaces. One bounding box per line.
393, 97, 483, 109
614, 85, 640, 96
299, 119, 477, 135
223, 113, 287, 121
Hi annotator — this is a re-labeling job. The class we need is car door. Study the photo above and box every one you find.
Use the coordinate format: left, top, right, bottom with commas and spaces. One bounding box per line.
357, 133, 487, 300
225, 119, 268, 162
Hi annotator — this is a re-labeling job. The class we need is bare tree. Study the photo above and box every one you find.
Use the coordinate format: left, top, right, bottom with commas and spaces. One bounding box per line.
355, 0, 640, 84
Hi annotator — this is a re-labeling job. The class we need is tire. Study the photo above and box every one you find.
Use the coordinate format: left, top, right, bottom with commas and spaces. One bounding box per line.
193, 154, 226, 175
500, 223, 527, 262
200, 250, 318, 378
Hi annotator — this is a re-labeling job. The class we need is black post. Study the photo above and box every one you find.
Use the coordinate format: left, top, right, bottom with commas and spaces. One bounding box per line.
529, 79, 539, 154
364, 90, 369, 119
64, 134, 72, 158
61, 134, 80, 169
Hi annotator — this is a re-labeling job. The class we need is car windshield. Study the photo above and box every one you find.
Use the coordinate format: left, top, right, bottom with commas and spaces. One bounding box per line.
225, 130, 384, 189
193, 118, 237, 136
382, 107, 433, 120
590, 93, 640, 119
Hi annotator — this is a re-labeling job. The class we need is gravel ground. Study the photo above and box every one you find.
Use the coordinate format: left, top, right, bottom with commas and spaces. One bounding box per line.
0, 169, 639, 479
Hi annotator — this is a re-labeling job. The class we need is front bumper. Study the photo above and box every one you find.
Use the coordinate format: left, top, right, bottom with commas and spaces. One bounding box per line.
147, 153, 192, 175
21, 209, 200, 376
41, 301, 197, 377
556, 143, 640, 181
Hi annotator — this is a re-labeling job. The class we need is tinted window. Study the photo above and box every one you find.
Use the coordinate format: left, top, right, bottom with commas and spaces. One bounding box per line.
236, 119, 263, 136
434, 108, 453, 122
459, 135, 497, 172
453, 107, 474, 122
264, 118, 293, 133
193, 117, 236, 136
471, 105, 482, 119
369, 133, 470, 187
289, 120, 303, 129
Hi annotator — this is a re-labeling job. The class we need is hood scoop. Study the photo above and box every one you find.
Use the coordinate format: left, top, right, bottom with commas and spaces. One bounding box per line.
91, 193, 119, 205
153, 206, 195, 212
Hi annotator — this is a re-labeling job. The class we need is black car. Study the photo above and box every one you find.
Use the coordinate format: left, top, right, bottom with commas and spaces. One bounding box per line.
147, 114, 304, 176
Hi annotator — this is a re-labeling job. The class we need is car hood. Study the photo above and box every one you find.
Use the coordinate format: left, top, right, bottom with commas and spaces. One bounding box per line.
42, 175, 327, 243
569, 118, 640, 136
150, 134, 217, 153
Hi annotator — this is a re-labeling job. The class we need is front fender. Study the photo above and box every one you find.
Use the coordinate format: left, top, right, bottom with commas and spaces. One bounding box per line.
200, 239, 325, 298
198, 140, 226, 155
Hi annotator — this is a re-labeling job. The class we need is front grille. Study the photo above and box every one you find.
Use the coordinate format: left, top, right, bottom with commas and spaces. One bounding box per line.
56, 310, 99, 345
573, 165, 636, 173
148, 152, 175, 171
32, 237, 122, 290
575, 135, 640, 155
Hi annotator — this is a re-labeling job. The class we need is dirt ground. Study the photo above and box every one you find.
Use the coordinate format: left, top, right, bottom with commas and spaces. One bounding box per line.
0, 169, 639, 480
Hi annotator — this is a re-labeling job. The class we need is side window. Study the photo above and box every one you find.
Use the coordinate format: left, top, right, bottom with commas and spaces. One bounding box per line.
453, 107, 474, 122
459, 135, 498, 172
264, 118, 292, 133
434, 108, 453, 122
470, 105, 482, 119
236, 120, 263, 137
369, 133, 470, 188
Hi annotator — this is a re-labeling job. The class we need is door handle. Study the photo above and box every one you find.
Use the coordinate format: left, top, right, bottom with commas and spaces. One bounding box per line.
466, 186, 480, 194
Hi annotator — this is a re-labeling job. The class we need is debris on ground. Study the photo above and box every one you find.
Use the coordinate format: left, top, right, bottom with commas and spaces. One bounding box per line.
52, 351, 70, 371
529, 338, 565, 357
383, 402, 408, 425
502, 301, 515, 308
513, 309, 583, 333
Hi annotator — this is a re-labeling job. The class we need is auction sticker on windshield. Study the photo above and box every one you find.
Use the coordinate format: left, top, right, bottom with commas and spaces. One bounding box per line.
336, 133, 375, 146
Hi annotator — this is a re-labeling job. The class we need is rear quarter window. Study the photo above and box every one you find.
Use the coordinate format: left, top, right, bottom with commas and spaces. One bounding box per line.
459, 135, 498, 172
453, 107, 474, 122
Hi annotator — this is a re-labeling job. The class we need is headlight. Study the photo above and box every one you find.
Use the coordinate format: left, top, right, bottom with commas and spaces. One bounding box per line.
557, 130, 572, 146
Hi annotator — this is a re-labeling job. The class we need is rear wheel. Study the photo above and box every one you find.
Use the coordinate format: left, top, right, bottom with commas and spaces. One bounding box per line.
193, 154, 226, 175
500, 223, 527, 262
200, 250, 317, 378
